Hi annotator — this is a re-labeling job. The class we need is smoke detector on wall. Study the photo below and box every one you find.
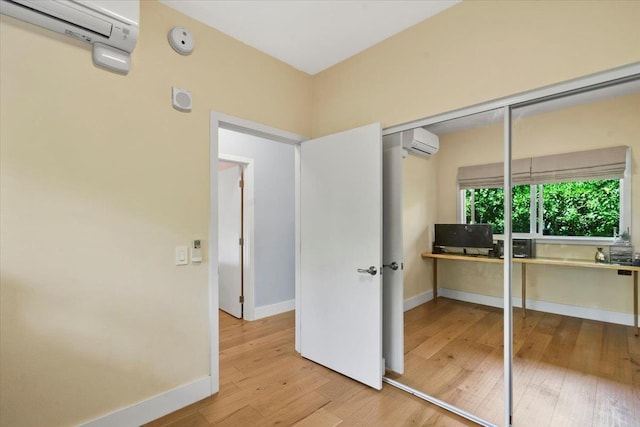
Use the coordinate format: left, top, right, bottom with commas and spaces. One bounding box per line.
168, 27, 194, 55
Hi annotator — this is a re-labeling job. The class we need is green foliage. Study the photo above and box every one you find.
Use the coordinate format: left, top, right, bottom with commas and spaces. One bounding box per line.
465, 179, 620, 237
542, 179, 619, 237
465, 186, 530, 234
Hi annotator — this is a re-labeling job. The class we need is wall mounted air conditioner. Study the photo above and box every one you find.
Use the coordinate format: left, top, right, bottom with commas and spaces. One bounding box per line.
401, 127, 439, 157
0, 0, 139, 74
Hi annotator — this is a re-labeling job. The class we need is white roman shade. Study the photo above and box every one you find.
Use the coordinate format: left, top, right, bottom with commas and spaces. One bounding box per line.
458, 158, 531, 189
530, 146, 628, 184
458, 146, 628, 189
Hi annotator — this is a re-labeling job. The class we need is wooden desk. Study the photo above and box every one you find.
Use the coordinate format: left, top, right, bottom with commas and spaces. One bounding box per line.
421, 252, 640, 336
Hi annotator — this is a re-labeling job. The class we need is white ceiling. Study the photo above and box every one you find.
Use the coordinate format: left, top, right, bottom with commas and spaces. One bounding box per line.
159, 0, 461, 75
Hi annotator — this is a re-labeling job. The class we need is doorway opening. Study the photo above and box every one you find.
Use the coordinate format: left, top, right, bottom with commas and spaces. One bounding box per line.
218, 159, 248, 319
209, 112, 306, 394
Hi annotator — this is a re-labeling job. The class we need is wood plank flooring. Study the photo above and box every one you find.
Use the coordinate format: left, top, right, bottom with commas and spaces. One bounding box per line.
147, 298, 639, 426
146, 308, 474, 427
388, 298, 640, 427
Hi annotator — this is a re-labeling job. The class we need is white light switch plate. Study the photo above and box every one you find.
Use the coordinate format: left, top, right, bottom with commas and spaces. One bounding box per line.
175, 246, 188, 266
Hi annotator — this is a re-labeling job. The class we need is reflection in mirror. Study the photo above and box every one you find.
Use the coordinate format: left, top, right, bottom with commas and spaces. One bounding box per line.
386, 77, 639, 427
387, 108, 507, 426
510, 79, 640, 426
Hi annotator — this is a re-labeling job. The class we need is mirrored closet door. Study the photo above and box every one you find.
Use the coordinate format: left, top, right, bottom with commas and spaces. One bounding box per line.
510, 78, 639, 427
382, 65, 639, 427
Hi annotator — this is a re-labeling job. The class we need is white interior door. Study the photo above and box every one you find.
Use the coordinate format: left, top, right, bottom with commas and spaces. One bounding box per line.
300, 123, 383, 390
218, 164, 242, 318
382, 134, 404, 374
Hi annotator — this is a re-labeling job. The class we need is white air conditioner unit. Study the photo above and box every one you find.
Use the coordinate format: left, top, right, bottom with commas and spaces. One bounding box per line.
1, 0, 139, 74
401, 127, 439, 157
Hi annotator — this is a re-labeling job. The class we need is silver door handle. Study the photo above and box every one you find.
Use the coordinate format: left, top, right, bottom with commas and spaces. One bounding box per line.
357, 266, 377, 276
383, 262, 399, 271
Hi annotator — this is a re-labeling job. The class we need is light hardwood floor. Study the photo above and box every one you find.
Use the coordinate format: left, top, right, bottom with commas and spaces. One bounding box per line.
147, 299, 639, 426
388, 298, 640, 427
145, 307, 474, 426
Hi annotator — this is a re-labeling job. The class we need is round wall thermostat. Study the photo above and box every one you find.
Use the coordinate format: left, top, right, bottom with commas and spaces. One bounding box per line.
168, 27, 194, 55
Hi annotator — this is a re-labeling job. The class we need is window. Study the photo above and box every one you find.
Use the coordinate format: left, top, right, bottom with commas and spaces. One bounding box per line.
541, 179, 620, 237
464, 179, 621, 238
465, 185, 531, 234
457, 146, 630, 241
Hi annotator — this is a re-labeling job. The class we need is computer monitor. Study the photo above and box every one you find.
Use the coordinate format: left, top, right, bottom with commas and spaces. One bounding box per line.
434, 224, 494, 250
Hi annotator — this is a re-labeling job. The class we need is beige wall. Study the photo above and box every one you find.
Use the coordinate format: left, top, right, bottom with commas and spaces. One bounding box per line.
312, 1, 640, 137
435, 93, 640, 313
2, 0, 640, 425
0, 1, 311, 426
312, 0, 639, 302
402, 155, 437, 300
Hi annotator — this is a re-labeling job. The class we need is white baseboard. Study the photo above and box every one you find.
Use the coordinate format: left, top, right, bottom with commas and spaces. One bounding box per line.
79, 376, 212, 427
438, 288, 516, 310
254, 298, 295, 320
404, 290, 434, 312
438, 287, 636, 327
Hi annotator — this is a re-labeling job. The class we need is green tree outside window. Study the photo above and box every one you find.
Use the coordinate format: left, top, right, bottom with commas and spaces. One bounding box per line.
465, 179, 619, 237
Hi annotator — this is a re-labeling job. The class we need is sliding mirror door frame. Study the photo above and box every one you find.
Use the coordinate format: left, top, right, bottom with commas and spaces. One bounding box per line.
382, 62, 640, 427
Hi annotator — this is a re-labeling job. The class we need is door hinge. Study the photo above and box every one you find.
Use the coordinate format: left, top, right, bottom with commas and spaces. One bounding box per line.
239, 295, 244, 304
239, 237, 244, 246
239, 179, 244, 188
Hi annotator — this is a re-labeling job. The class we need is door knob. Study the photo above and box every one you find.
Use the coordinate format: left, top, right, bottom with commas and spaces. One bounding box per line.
357, 266, 377, 276
383, 262, 399, 271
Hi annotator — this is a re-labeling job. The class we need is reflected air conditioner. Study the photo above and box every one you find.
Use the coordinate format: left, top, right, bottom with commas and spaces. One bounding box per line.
401, 127, 439, 157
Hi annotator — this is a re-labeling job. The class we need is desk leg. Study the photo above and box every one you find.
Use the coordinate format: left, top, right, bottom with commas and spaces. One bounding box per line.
634, 271, 638, 337
522, 263, 527, 319
433, 259, 438, 302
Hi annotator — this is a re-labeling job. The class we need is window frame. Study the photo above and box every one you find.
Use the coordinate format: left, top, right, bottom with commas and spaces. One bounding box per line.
457, 155, 631, 245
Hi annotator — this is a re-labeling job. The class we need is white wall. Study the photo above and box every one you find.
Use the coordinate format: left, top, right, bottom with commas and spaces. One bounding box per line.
219, 129, 295, 308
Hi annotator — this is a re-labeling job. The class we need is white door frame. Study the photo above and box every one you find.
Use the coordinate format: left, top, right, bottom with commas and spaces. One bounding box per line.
218, 154, 255, 320
209, 112, 307, 393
